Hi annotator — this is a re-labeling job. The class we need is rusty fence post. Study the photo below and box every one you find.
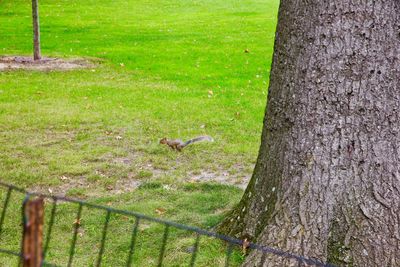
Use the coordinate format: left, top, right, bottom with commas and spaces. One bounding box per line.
23, 198, 44, 267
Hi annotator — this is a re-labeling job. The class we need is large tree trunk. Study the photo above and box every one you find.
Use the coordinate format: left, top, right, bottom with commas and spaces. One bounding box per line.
220, 1, 400, 266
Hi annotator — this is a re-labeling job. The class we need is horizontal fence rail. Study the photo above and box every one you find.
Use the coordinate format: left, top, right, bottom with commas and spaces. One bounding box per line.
0, 181, 335, 267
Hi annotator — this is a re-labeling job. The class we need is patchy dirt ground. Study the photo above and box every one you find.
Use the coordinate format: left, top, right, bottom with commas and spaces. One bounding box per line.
31, 159, 252, 198
0, 56, 93, 71
31, 168, 251, 198
188, 170, 250, 190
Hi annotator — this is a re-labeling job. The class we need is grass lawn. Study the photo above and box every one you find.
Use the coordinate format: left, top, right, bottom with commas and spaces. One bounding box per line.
0, 0, 279, 265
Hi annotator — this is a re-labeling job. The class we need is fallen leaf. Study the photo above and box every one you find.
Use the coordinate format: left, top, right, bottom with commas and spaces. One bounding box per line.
106, 185, 113, 191
155, 208, 166, 215
242, 238, 250, 254
120, 63, 125, 67
73, 219, 81, 225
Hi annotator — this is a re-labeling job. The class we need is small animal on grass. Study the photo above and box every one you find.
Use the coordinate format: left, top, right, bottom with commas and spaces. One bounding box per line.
159, 136, 214, 151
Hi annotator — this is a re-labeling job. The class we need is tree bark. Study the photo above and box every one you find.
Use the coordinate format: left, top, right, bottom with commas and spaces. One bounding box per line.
220, 1, 400, 266
32, 0, 41, 61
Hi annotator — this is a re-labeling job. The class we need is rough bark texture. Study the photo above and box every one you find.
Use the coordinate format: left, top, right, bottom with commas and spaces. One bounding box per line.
32, 0, 41, 61
220, 1, 400, 266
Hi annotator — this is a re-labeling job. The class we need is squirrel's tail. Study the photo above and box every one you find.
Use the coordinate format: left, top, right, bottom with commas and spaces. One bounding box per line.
182, 136, 214, 147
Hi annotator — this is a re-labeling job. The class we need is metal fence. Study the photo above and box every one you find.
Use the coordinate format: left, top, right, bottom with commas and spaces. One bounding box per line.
0, 181, 334, 267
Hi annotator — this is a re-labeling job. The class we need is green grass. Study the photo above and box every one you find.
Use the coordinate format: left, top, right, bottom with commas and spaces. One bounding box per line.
0, 183, 244, 266
0, 0, 279, 265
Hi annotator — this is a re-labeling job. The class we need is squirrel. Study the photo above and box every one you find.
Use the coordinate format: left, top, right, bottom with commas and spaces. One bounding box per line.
159, 136, 214, 151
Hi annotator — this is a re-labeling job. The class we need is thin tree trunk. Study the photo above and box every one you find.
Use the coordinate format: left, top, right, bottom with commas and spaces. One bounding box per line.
32, 0, 41, 61
220, 1, 400, 266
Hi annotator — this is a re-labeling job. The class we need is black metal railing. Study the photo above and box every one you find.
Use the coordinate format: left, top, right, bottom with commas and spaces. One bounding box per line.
0, 181, 334, 266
